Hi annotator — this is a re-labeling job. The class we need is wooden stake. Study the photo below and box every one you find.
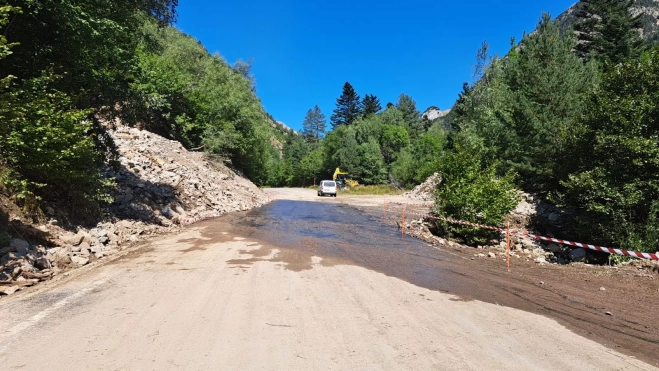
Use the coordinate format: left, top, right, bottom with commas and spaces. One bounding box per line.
401, 206, 406, 239
384, 202, 387, 218
506, 222, 511, 272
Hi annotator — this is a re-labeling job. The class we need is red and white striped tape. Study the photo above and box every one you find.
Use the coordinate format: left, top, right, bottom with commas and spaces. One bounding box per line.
393, 207, 659, 261
386, 201, 434, 208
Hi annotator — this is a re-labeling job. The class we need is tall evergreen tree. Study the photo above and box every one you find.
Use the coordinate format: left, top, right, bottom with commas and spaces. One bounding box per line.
330, 82, 361, 128
395, 93, 422, 138
361, 94, 382, 117
574, 0, 644, 63
301, 105, 326, 144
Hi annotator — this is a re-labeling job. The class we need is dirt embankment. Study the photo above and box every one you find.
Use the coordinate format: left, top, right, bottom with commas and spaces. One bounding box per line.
0, 126, 269, 295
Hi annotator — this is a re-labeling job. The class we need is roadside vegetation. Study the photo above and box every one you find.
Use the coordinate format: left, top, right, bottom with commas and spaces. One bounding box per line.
338, 185, 405, 196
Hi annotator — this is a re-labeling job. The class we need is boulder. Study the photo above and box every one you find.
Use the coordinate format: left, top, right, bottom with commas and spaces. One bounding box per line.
62, 233, 84, 246
70, 256, 89, 266
9, 238, 30, 254
34, 257, 52, 270
0, 286, 19, 295
546, 243, 564, 253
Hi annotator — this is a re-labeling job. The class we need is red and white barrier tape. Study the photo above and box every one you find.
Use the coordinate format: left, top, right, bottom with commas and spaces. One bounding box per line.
386, 201, 434, 208
396, 209, 659, 261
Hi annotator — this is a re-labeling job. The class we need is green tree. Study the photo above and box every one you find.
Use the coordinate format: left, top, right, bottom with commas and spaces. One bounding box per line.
560, 47, 659, 253
503, 13, 599, 191
380, 125, 409, 165
330, 82, 361, 128
574, 0, 644, 63
395, 93, 422, 139
357, 139, 386, 184
453, 14, 598, 192
0, 0, 178, 112
301, 105, 326, 145
361, 94, 382, 117
295, 149, 324, 186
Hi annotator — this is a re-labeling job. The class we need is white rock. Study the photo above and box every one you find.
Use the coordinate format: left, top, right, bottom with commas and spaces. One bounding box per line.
70, 256, 89, 266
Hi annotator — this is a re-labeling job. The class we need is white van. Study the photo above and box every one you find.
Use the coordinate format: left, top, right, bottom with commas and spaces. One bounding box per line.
317, 180, 337, 197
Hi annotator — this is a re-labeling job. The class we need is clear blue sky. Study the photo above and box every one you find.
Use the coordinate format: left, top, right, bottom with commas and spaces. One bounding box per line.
175, 1, 577, 131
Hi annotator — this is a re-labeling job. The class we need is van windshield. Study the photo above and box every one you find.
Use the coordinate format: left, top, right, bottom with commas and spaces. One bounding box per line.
323, 181, 336, 187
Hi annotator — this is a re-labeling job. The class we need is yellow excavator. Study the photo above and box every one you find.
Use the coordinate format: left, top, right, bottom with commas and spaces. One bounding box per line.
332, 167, 359, 190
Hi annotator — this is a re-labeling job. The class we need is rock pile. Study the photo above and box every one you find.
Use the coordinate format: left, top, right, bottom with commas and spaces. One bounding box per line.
1, 126, 269, 295
107, 126, 268, 225
403, 173, 441, 202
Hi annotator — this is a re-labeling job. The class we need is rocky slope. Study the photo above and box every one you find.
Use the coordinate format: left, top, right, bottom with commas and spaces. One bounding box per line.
421, 107, 450, 121
0, 126, 269, 295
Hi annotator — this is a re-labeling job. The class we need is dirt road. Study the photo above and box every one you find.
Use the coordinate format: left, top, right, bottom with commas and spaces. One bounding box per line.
0, 188, 656, 370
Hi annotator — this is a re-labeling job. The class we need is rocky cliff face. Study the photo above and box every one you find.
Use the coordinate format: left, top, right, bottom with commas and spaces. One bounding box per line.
0, 126, 270, 295
421, 106, 450, 121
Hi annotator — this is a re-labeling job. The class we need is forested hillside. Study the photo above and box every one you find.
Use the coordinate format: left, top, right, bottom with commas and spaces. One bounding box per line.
0, 1, 288, 221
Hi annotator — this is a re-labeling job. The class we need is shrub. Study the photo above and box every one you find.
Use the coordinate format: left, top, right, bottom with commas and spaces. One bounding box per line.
432, 135, 519, 245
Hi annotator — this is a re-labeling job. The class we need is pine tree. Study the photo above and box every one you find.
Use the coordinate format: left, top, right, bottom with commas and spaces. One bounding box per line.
574, 0, 644, 63
301, 105, 326, 144
361, 94, 382, 117
395, 93, 421, 138
330, 82, 361, 128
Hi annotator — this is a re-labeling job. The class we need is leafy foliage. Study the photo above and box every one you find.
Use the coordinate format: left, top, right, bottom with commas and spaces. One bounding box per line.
0, 75, 111, 215
432, 134, 520, 245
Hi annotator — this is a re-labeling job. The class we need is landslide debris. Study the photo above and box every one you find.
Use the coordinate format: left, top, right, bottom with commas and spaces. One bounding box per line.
0, 126, 269, 295
402, 173, 441, 202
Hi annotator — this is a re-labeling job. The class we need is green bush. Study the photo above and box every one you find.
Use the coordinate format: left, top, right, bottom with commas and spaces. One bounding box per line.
0, 75, 111, 215
432, 134, 520, 245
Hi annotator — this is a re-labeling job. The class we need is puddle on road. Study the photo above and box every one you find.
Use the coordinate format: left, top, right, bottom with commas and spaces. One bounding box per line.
203, 200, 456, 289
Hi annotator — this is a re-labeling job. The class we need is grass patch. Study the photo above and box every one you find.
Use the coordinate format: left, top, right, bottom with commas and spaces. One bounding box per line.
339, 185, 406, 195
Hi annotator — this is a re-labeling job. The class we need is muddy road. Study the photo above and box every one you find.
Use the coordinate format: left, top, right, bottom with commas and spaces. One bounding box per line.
0, 188, 657, 370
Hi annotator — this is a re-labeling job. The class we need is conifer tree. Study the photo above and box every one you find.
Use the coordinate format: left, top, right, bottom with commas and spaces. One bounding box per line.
395, 93, 422, 138
301, 105, 326, 144
330, 82, 361, 128
361, 94, 382, 117
574, 0, 644, 63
